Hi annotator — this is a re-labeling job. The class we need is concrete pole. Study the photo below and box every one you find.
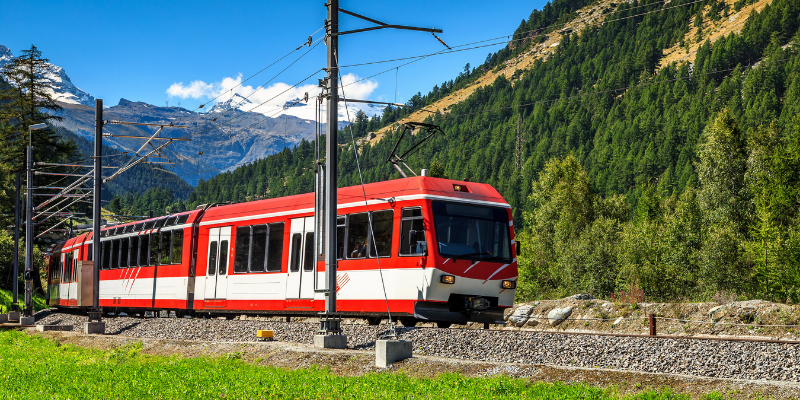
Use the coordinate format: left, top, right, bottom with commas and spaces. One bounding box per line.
23, 144, 34, 317
92, 99, 102, 321
12, 173, 20, 307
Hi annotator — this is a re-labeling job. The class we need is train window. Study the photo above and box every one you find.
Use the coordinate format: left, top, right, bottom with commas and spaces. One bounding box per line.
234, 226, 251, 273
432, 201, 512, 262
73, 255, 78, 282
218, 240, 229, 275
177, 214, 189, 225
266, 223, 284, 272
159, 231, 171, 265
111, 239, 120, 268
336, 216, 345, 260
250, 225, 268, 273
124, 225, 134, 233
130, 237, 139, 267
165, 216, 177, 226
139, 234, 149, 266
134, 223, 143, 231
369, 210, 393, 258
400, 207, 425, 255
346, 213, 369, 259
120, 238, 129, 268
172, 230, 183, 264
65, 253, 73, 282
144, 220, 155, 230
150, 233, 160, 266
208, 242, 218, 275
289, 233, 302, 272
155, 218, 166, 229
101, 241, 111, 269
87, 244, 93, 261
303, 232, 315, 272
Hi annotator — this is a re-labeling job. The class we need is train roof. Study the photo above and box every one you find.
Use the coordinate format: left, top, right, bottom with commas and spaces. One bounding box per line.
201, 176, 510, 223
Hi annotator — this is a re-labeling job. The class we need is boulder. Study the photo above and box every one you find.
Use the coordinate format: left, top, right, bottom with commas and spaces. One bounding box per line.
709, 305, 728, 323
508, 303, 538, 327
613, 317, 624, 326
738, 307, 757, 323
548, 307, 573, 326
570, 293, 594, 301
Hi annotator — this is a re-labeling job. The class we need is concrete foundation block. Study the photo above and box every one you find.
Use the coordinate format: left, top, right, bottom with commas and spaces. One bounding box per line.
0, 314, 7, 323
7, 312, 20, 323
376, 340, 412, 368
84, 322, 105, 334
19, 316, 35, 326
36, 325, 73, 332
313, 334, 347, 349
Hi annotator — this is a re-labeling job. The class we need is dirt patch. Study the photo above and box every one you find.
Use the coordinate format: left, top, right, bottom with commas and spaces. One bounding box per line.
659, 0, 773, 68
502, 297, 800, 341
31, 330, 800, 399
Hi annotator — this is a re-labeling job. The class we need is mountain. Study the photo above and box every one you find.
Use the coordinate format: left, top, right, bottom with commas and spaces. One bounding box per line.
209, 93, 254, 113
0, 45, 95, 106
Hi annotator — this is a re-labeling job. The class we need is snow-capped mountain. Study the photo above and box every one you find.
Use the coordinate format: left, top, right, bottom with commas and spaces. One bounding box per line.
209, 93, 254, 113
0, 44, 95, 106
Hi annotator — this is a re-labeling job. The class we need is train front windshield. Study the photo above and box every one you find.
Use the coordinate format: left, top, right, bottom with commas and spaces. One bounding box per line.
432, 201, 512, 262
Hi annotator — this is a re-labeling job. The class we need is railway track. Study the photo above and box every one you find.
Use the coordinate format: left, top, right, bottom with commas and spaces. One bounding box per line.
34, 310, 800, 382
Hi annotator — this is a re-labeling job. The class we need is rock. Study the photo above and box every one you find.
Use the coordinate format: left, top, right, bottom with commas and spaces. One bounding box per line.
709, 305, 728, 323
548, 307, 573, 326
613, 317, 624, 326
570, 293, 594, 301
738, 307, 757, 323
508, 303, 538, 327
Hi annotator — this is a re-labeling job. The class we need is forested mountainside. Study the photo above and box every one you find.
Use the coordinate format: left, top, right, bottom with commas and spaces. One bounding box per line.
155, 0, 800, 303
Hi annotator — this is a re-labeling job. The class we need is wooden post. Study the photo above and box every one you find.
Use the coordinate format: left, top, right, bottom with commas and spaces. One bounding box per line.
649, 314, 656, 336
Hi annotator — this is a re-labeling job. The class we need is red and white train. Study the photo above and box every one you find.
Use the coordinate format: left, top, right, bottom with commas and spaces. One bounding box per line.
46, 176, 518, 327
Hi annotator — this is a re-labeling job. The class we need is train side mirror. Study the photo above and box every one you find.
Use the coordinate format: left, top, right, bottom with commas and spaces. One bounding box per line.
409, 230, 427, 256
516, 240, 522, 256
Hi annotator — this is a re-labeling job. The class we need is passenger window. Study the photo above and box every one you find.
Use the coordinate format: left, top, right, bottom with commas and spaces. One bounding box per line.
165, 216, 177, 226
155, 218, 166, 228
130, 237, 139, 267
150, 233, 160, 266
139, 234, 149, 266
234, 226, 250, 273
88, 244, 93, 261
290, 233, 302, 272
250, 225, 267, 273
400, 207, 425, 255
208, 242, 217, 275
303, 232, 315, 271
160, 231, 171, 265
219, 240, 229, 275
101, 241, 111, 269
347, 213, 369, 259
266, 223, 284, 272
172, 230, 183, 264
336, 216, 345, 260
177, 214, 189, 225
111, 239, 120, 268
120, 238, 129, 268
369, 210, 393, 257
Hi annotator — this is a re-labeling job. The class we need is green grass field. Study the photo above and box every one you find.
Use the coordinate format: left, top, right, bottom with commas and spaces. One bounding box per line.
0, 331, 724, 399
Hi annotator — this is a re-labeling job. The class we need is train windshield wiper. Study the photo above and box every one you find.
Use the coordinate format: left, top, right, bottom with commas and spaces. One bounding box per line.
452, 251, 493, 260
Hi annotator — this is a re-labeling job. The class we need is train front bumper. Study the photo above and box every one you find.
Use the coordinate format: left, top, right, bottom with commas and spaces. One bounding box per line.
413, 301, 506, 324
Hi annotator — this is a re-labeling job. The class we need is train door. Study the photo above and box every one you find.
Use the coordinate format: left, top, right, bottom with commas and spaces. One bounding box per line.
203, 227, 231, 300
286, 217, 315, 299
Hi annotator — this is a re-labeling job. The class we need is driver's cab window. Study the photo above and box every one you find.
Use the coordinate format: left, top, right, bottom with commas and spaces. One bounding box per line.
400, 207, 425, 255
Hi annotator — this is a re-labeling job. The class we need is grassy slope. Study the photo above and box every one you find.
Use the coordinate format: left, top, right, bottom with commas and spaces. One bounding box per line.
0, 331, 719, 399
0, 288, 46, 314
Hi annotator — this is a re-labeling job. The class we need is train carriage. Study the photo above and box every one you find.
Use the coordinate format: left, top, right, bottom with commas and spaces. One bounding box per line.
46, 176, 518, 326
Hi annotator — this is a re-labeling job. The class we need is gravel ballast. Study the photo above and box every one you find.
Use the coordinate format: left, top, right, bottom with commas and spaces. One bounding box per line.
34, 310, 800, 382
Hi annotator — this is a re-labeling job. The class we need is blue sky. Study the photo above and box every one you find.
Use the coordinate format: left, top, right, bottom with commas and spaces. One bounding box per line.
1, 1, 546, 118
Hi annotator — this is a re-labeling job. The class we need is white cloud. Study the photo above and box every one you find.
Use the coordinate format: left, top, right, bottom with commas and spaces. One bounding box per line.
166, 73, 381, 120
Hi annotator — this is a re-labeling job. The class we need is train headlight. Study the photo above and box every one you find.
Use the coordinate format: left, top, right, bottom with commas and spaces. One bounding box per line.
440, 274, 455, 284
501, 280, 516, 289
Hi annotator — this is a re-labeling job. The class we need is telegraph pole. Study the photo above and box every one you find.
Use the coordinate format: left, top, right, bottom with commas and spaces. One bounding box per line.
314, 1, 445, 349
12, 173, 20, 309
86, 99, 105, 334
